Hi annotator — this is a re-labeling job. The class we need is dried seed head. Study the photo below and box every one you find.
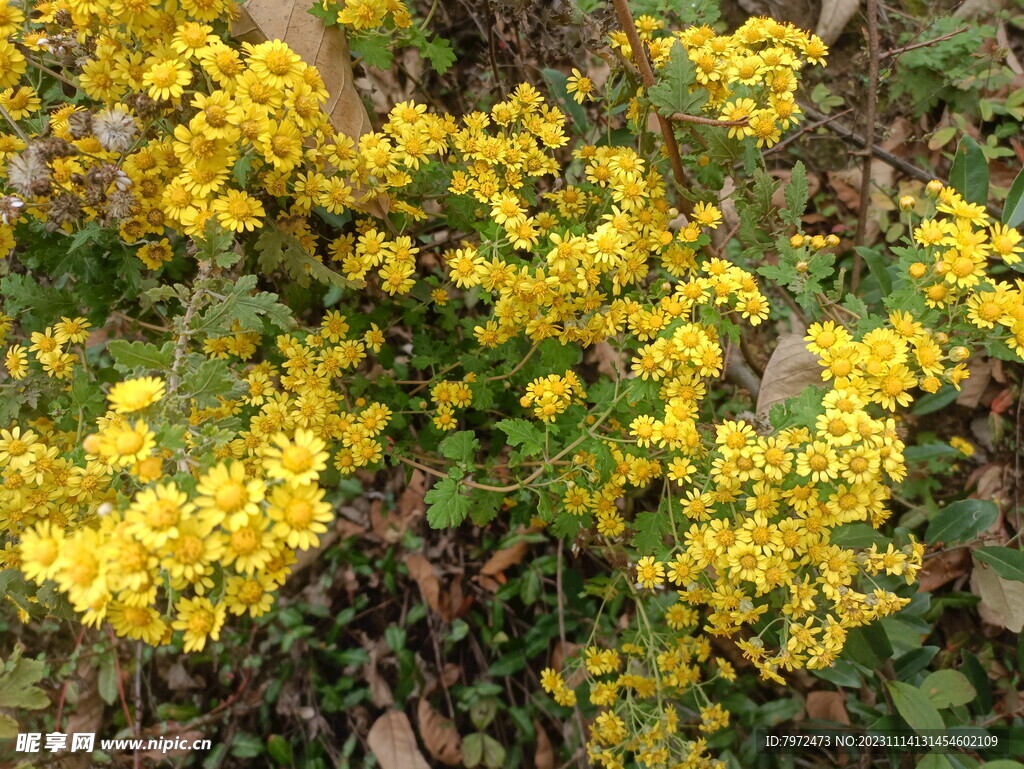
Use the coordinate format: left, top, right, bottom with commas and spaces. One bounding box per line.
93, 107, 138, 152
67, 111, 93, 139
7, 148, 51, 197
46, 192, 83, 231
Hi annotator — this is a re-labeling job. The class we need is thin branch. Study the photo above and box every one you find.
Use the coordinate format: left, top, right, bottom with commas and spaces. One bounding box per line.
799, 103, 1004, 220
669, 112, 748, 128
881, 26, 969, 59
852, 0, 880, 287
611, 0, 692, 216
0, 102, 28, 143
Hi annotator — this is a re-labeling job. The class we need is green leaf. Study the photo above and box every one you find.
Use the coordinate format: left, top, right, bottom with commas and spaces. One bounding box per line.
842, 622, 892, 669
495, 419, 544, 456
438, 430, 479, 464
0, 713, 17, 740
781, 160, 809, 228
0, 657, 49, 710
107, 340, 174, 372
98, 660, 119, 706
256, 224, 361, 290
194, 274, 294, 334
350, 32, 393, 69
921, 670, 976, 709
417, 35, 456, 75
632, 511, 668, 553
647, 42, 708, 118
974, 546, 1024, 582
887, 680, 945, 731
181, 358, 236, 407
949, 135, 989, 206
425, 477, 470, 528
925, 499, 998, 546
855, 245, 893, 296
1003, 165, 1024, 228
232, 155, 253, 190
267, 735, 294, 766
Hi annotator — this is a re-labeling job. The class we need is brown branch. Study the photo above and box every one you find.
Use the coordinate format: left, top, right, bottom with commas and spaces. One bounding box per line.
852, 0, 880, 288
611, 0, 692, 216
669, 112, 748, 128
881, 26, 969, 59
800, 103, 1004, 220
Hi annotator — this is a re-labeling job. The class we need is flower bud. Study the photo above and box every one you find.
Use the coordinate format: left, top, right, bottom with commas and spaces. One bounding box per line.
825, 234, 840, 247
934, 332, 949, 345
908, 262, 927, 279
899, 195, 916, 211
810, 235, 826, 250
949, 346, 970, 362
926, 179, 944, 197
790, 233, 805, 248
795, 260, 809, 273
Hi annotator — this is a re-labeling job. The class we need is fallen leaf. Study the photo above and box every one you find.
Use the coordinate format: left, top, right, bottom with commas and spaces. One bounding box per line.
480, 539, 529, 578
417, 699, 462, 766
232, 0, 388, 217
815, 0, 861, 45
233, 0, 370, 139
533, 720, 555, 769
918, 548, 972, 593
399, 469, 428, 519
956, 356, 994, 408
806, 690, 851, 724
756, 333, 822, 417
971, 560, 1024, 632
405, 553, 442, 614
364, 640, 394, 708
367, 710, 431, 769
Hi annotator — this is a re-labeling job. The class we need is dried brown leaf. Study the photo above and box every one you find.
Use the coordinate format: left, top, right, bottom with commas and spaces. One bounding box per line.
756, 333, 822, 416
956, 356, 995, 408
417, 699, 462, 766
533, 720, 555, 769
480, 539, 529, 578
405, 553, 442, 614
232, 0, 388, 217
367, 710, 431, 769
918, 548, 971, 593
806, 691, 851, 724
971, 561, 1024, 632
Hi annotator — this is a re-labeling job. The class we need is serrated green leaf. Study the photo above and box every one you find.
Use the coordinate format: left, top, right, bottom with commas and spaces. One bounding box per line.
194, 274, 294, 334
439, 430, 479, 464
350, 32, 393, 69
974, 546, 1024, 582
781, 160, 808, 228
0, 657, 49, 710
887, 681, 945, 731
925, 499, 998, 546
632, 511, 668, 553
107, 340, 174, 372
855, 245, 893, 296
425, 476, 470, 528
181, 358, 236, 407
647, 42, 708, 118
418, 35, 456, 75
949, 135, 989, 206
495, 419, 544, 456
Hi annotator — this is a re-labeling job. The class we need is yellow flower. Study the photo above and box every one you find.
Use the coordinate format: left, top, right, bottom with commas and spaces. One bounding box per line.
194, 461, 266, 530
212, 189, 265, 232
142, 57, 192, 101
107, 377, 166, 413
267, 482, 332, 550
172, 596, 226, 653
262, 429, 329, 486
635, 556, 665, 589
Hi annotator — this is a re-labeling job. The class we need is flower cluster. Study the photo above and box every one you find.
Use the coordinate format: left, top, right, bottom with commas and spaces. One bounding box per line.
610, 15, 827, 147
321, 0, 412, 31
3, 305, 391, 649
4, 316, 91, 381
521, 371, 586, 422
